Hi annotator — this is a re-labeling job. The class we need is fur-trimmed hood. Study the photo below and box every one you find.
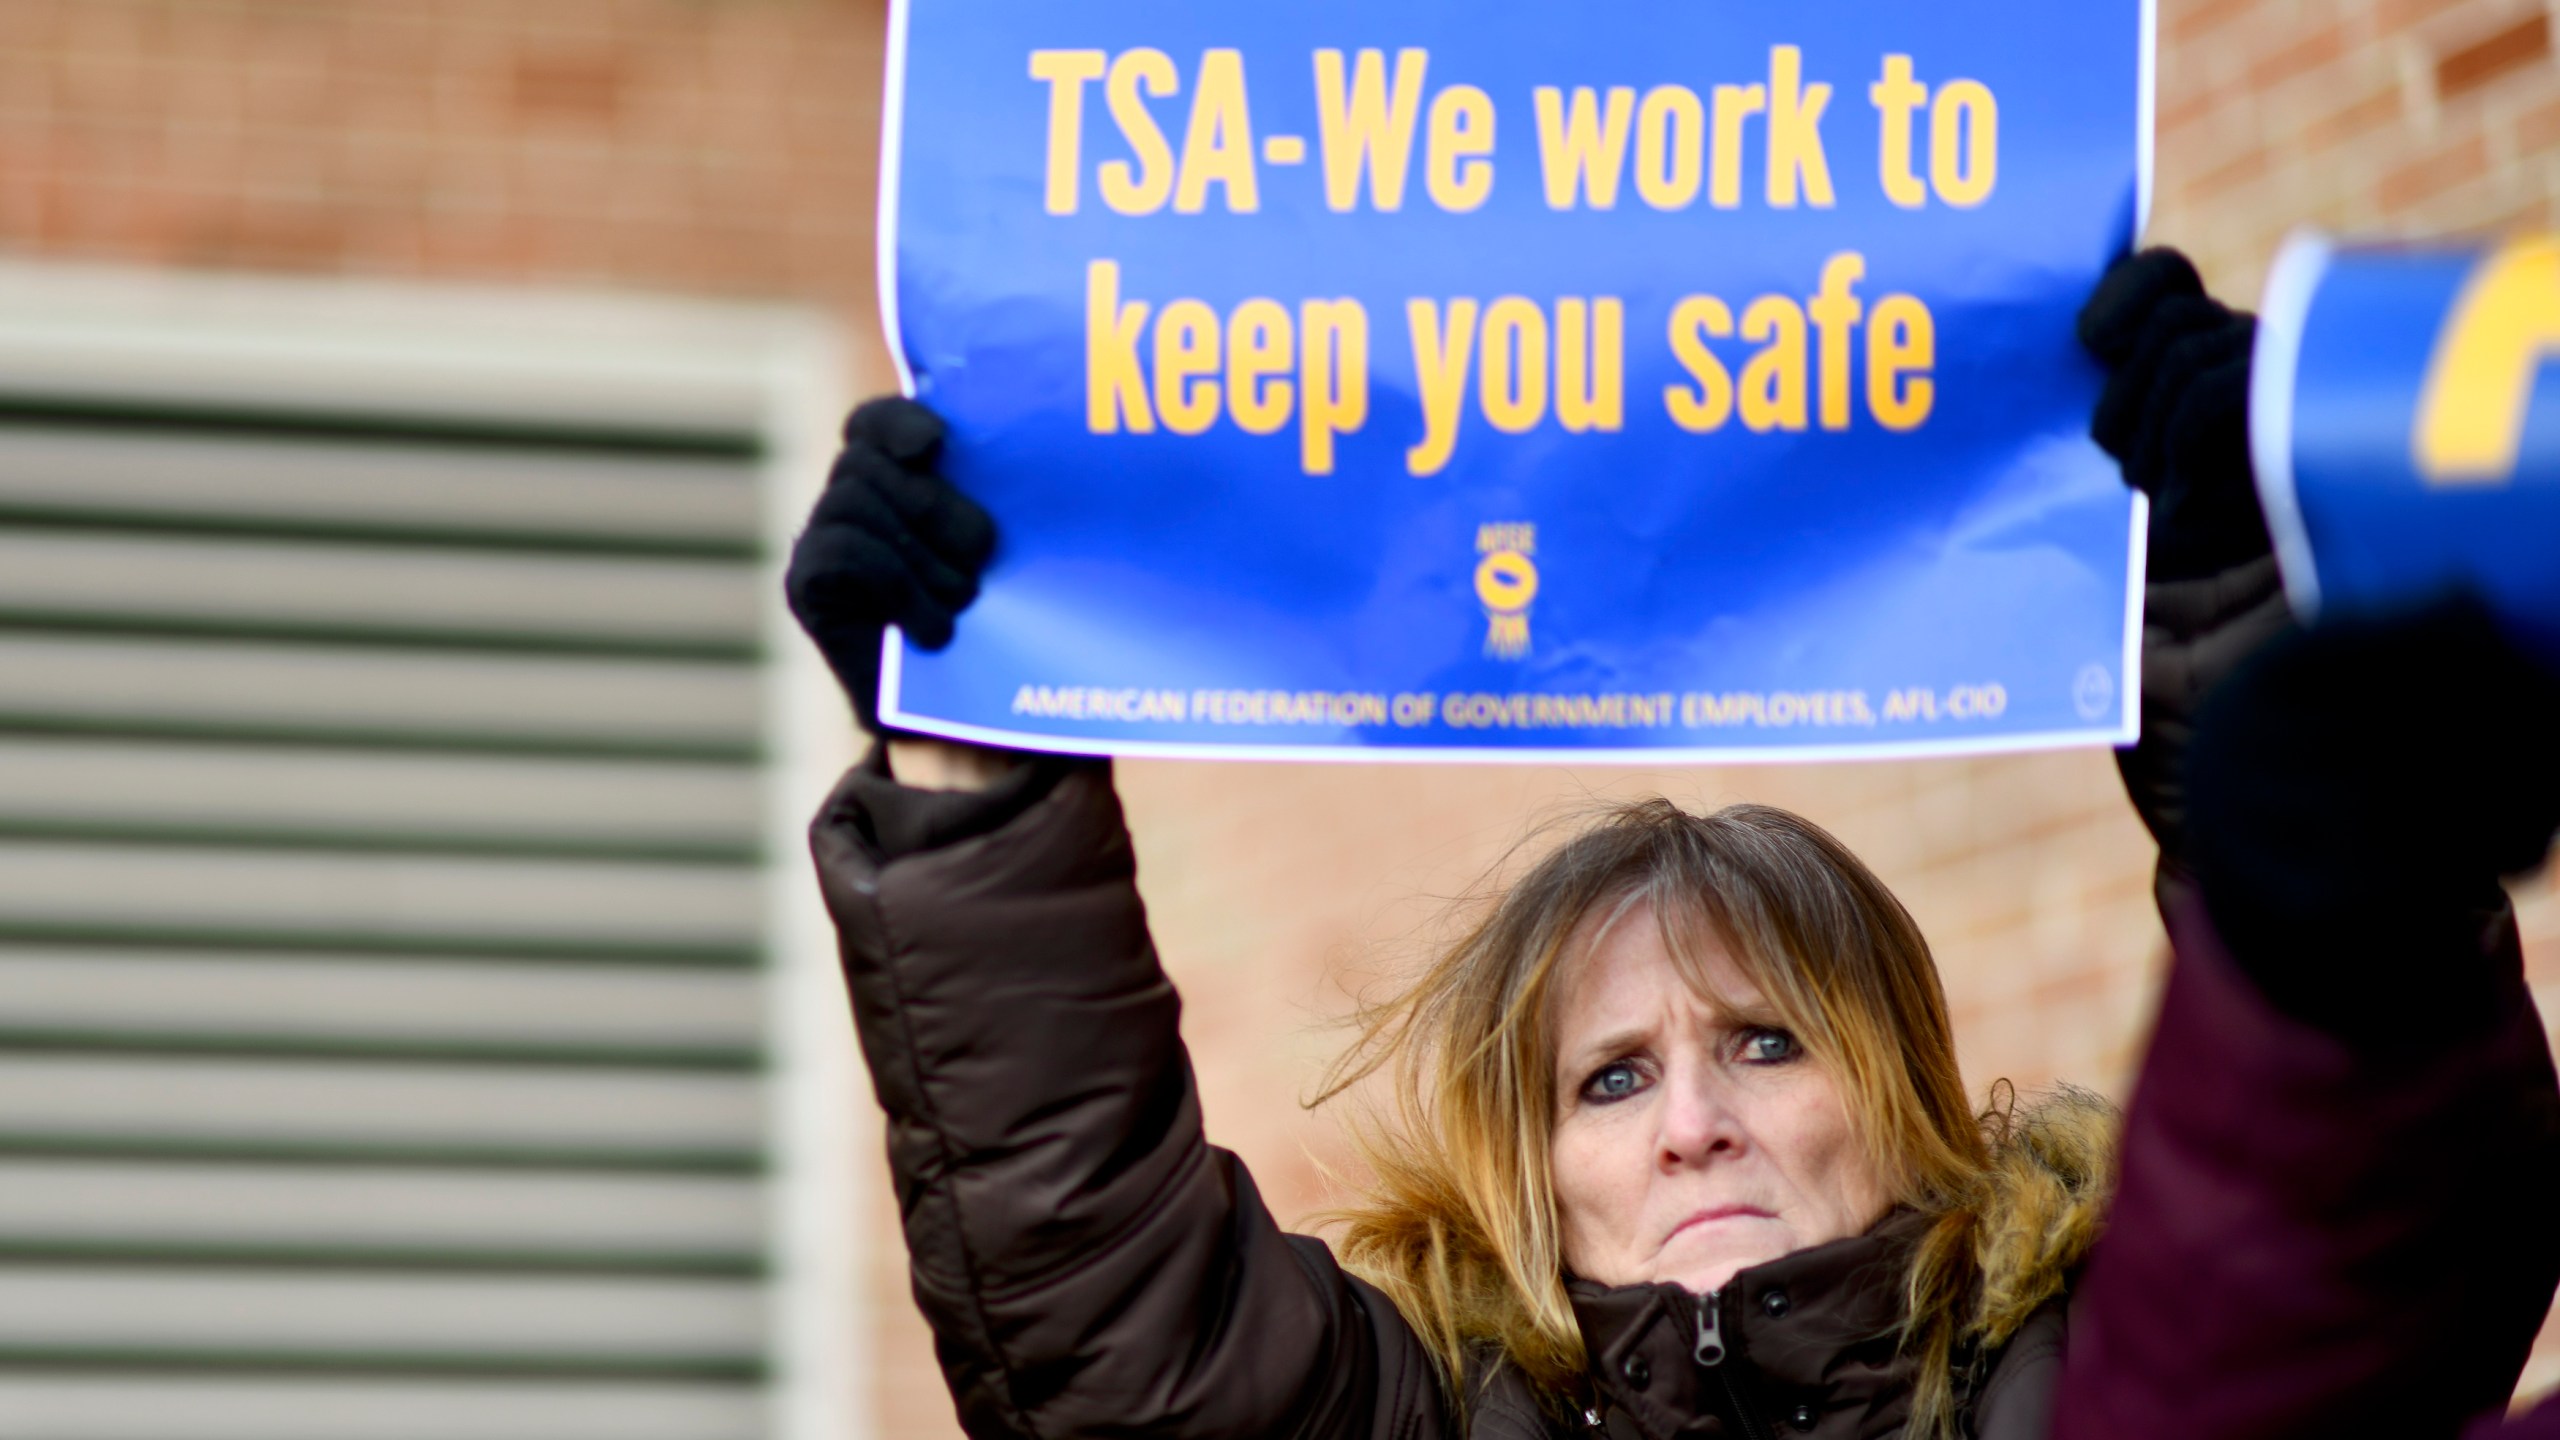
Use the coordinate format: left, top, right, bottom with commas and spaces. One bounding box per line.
1967, 1084, 2118, 1349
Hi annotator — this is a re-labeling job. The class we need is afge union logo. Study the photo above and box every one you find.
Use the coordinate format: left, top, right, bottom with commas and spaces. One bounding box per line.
1475, 523, 1539, 659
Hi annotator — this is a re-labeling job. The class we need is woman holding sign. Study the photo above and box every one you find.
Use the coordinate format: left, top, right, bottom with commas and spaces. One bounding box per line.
789, 399, 2122, 1440
787, 240, 2560, 1438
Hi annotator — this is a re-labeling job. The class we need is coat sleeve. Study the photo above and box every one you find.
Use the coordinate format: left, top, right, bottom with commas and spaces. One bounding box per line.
2475, 1389, 2560, 1437
2111, 554, 2291, 866
2048, 871, 2560, 1440
809, 752, 1454, 1440
1968, 1300, 2066, 1440
2078, 547, 2560, 1436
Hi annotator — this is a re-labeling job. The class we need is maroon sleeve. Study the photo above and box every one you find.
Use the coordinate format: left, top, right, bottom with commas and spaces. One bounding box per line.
2474, 1393, 2560, 1438
809, 760, 1453, 1440
2050, 871, 2560, 1440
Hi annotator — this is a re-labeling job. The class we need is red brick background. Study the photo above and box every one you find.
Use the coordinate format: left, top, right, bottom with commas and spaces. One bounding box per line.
2159, 0, 2560, 294
0, 2, 891, 371
3, 2, 2557, 1431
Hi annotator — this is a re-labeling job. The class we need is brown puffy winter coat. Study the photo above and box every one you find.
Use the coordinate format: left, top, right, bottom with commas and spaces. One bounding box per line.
812, 752, 2107, 1440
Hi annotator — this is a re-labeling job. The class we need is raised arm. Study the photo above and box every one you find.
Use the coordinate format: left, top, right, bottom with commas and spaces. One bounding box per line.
786, 400, 1456, 1440
2076, 248, 2288, 867
2053, 603, 2560, 1440
2066, 254, 2560, 1439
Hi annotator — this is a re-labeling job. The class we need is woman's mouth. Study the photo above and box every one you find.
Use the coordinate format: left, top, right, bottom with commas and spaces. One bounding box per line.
1667, 1205, 1776, 1242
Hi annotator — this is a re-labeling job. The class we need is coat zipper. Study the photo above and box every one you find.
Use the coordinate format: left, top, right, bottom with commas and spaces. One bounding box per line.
1693, 1289, 1726, 1365
1695, 1291, 1776, 1440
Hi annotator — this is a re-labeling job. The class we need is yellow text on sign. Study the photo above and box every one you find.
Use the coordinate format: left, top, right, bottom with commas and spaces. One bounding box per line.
1084, 260, 1370, 476
1406, 297, 1625, 476
1662, 252, 1937, 438
1526, 51, 2000, 213
2414, 235, 2560, 486
1867, 55, 1999, 209
1531, 45, 1834, 211
1028, 47, 1499, 216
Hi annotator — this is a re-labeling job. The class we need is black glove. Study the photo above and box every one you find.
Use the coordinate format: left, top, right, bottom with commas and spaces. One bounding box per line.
785, 397, 996, 734
2079, 248, 2273, 582
2185, 599, 2560, 1038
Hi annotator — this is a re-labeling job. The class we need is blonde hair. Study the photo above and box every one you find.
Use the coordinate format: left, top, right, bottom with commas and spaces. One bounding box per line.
1317, 799, 2104, 1439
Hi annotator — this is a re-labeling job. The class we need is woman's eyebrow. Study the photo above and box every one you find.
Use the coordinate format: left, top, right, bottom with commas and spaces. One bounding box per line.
1558, 1024, 1651, 1072
1668, 977, 1780, 1030
1712, 1000, 1786, 1030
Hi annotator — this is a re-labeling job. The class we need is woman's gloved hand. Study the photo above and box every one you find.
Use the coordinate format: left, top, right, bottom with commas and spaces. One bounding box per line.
784, 397, 996, 734
2081, 248, 2294, 860
2185, 599, 2560, 1038
2079, 247, 2273, 581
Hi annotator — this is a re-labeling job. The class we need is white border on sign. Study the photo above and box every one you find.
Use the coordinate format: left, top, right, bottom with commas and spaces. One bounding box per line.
876, 0, 918, 399
2120, 489, 2150, 740
2138, 0, 2158, 234
873, 3, 2156, 764
2251, 230, 2333, 620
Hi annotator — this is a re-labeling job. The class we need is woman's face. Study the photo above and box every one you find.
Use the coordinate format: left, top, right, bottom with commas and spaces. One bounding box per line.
1548, 900, 1890, 1294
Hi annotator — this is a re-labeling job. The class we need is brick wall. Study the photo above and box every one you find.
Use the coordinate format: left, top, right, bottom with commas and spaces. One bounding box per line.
0, 0, 897, 386
2155, 0, 2560, 294
2, 1, 2556, 1431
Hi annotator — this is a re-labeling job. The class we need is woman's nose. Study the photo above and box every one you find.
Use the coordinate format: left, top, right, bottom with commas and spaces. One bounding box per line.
1655, 1067, 1742, 1167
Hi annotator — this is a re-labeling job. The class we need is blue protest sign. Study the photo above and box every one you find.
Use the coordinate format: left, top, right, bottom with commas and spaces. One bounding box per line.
876, 0, 2150, 760
2253, 234, 2560, 661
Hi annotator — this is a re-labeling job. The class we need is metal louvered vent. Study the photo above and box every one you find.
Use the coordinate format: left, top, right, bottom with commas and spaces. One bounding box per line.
0, 265, 860, 1440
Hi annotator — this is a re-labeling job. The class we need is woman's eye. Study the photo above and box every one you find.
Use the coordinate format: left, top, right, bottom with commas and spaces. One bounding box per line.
1582, 1061, 1645, 1103
1738, 1028, 1800, 1064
